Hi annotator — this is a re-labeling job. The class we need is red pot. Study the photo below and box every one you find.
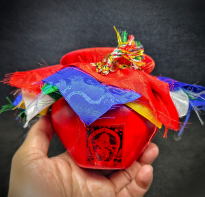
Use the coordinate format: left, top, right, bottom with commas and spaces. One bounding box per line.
51, 98, 157, 169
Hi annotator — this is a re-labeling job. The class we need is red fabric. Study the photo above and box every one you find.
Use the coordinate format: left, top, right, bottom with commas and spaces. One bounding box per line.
60, 48, 179, 130
8, 65, 63, 94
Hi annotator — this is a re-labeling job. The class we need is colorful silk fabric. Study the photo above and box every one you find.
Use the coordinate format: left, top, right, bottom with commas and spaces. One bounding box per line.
43, 67, 141, 125
60, 48, 179, 131
3, 48, 181, 130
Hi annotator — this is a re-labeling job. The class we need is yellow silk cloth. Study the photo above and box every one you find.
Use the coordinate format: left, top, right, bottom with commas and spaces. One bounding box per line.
39, 106, 50, 115
13, 100, 25, 110
125, 101, 162, 129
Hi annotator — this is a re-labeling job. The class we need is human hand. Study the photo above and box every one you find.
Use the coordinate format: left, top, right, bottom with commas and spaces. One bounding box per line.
8, 115, 159, 197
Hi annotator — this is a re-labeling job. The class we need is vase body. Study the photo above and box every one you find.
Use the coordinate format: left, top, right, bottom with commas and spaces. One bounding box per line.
51, 98, 157, 169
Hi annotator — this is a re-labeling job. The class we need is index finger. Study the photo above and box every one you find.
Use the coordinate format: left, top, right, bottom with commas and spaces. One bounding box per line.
19, 115, 55, 157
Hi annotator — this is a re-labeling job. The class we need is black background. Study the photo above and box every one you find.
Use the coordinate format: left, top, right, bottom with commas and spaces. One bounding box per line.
0, 0, 205, 196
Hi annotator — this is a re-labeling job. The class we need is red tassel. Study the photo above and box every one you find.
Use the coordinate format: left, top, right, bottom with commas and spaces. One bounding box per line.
0, 73, 15, 85
163, 127, 168, 138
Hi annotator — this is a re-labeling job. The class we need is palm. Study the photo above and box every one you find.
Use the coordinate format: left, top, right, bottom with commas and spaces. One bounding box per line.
33, 145, 157, 197
9, 116, 158, 197
43, 154, 116, 197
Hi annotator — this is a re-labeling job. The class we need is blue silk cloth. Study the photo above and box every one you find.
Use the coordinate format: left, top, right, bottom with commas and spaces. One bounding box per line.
158, 76, 205, 136
157, 76, 205, 107
13, 94, 22, 106
157, 77, 205, 93
44, 67, 141, 125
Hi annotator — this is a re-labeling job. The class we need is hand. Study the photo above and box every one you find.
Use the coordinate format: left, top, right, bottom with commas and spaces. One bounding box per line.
8, 115, 159, 197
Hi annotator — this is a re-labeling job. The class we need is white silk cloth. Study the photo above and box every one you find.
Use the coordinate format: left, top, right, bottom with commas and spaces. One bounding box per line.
170, 88, 189, 118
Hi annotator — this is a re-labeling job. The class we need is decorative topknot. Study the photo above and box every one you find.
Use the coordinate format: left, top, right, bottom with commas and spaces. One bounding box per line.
92, 26, 145, 75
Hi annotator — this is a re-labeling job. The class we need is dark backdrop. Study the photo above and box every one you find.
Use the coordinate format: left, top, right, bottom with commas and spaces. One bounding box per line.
0, 0, 205, 196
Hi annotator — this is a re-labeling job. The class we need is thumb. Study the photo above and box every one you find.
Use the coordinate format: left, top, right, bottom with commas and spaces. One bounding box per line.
18, 115, 55, 158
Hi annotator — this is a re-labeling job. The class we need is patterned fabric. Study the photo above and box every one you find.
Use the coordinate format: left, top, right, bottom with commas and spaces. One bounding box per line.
44, 67, 141, 125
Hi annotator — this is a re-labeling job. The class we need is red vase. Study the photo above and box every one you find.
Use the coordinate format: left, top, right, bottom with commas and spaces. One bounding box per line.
51, 98, 158, 169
